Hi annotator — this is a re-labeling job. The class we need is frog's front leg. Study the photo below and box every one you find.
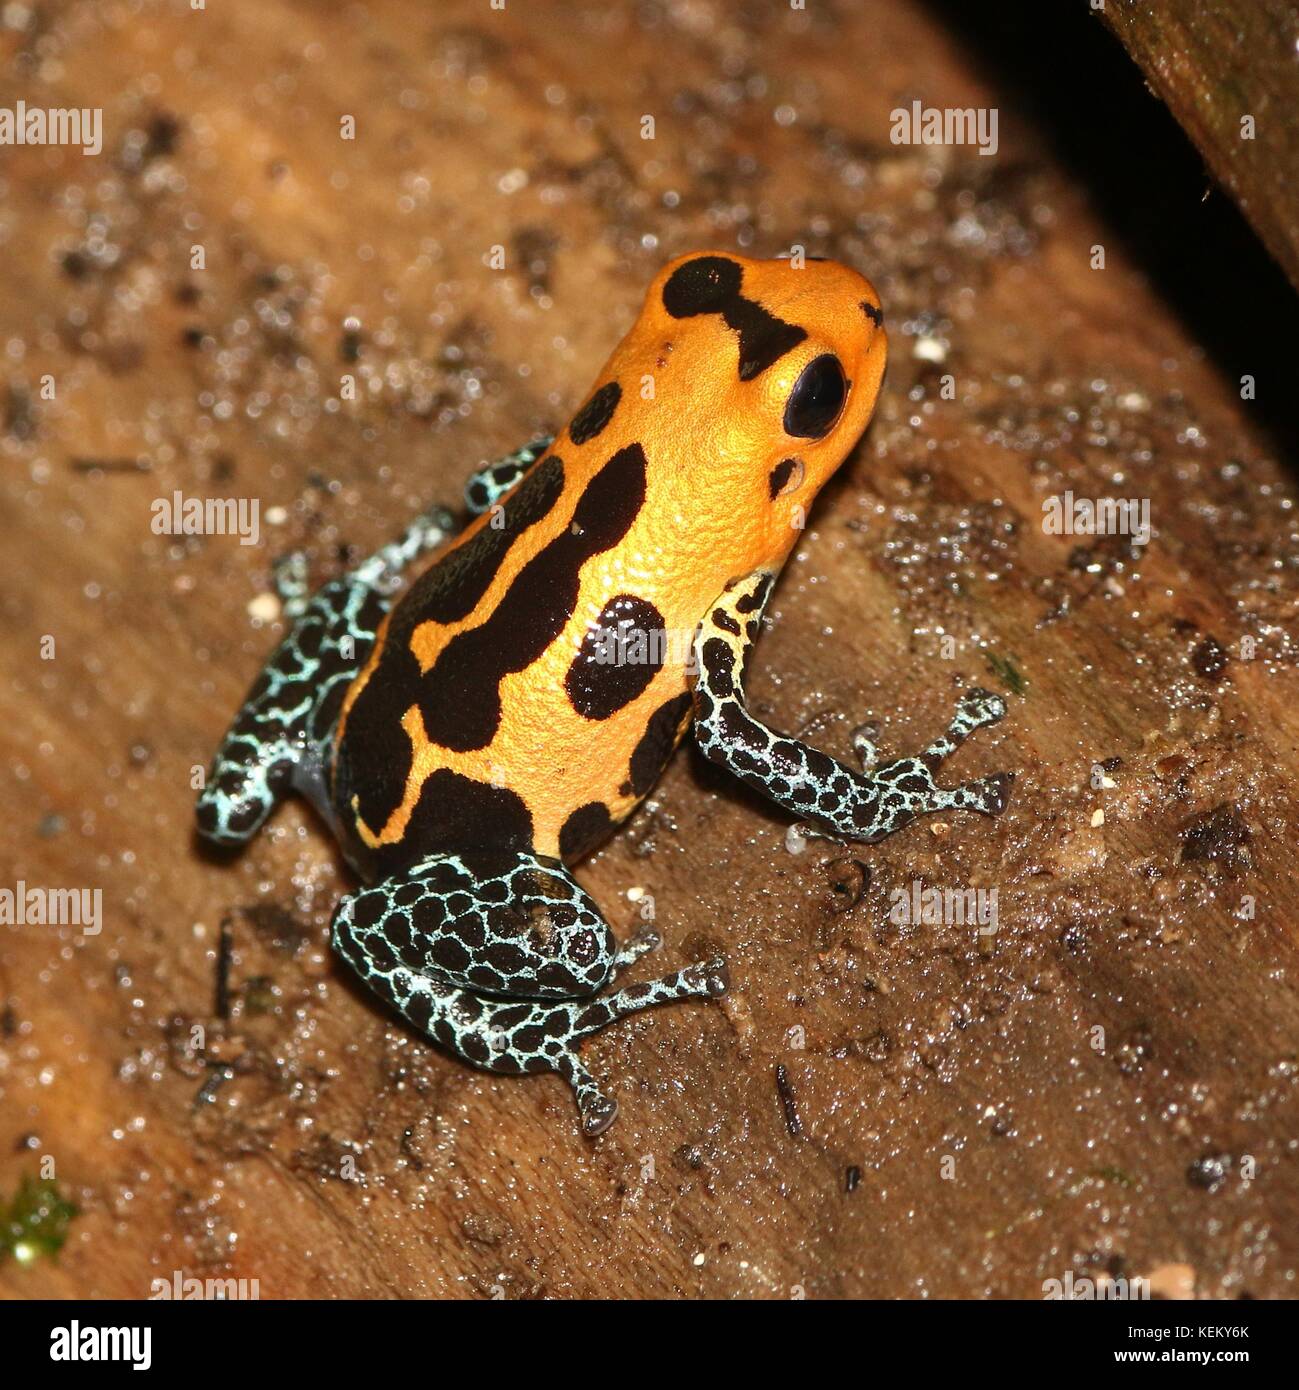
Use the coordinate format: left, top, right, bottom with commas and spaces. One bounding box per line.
195, 503, 455, 846
331, 851, 726, 1134
463, 436, 554, 516
692, 572, 1013, 844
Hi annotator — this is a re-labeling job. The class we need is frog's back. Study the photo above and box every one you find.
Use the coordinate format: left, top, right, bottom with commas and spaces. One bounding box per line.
331, 251, 885, 880
331, 428, 701, 878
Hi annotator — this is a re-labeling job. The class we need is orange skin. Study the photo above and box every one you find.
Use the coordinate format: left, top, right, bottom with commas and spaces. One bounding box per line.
336, 253, 887, 863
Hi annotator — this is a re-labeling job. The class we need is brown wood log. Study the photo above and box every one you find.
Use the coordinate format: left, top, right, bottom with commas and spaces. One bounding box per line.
1, 0, 1298, 1300
1102, 0, 1299, 290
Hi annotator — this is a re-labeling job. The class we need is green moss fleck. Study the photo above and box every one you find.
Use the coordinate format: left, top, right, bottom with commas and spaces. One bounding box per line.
985, 652, 1026, 696
0, 1175, 79, 1265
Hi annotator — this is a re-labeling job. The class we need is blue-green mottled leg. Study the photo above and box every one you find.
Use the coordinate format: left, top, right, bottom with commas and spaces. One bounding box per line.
464, 436, 553, 516
195, 504, 455, 846
554, 1054, 619, 1135
692, 571, 1013, 844
611, 922, 661, 978
851, 722, 879, 771
332, 851, 619, 999
331, 852, 726, 1136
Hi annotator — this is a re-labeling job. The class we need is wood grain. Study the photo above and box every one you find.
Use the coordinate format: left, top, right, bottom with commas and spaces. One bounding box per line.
2, 0, 1298, 1299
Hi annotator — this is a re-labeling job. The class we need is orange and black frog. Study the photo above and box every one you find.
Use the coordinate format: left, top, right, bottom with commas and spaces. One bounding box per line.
196, 253, 1011, 1134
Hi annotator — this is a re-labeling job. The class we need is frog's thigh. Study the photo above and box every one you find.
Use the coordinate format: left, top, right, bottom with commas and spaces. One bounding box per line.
332, 851, 618, 1000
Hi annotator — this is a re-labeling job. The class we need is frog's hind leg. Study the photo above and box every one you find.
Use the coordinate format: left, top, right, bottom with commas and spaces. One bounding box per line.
610, 922, 662, 978
532, 959, 728, 1134
195, 503, 455, 846
330, 851, 727, 1135
463, 960, 726, 1135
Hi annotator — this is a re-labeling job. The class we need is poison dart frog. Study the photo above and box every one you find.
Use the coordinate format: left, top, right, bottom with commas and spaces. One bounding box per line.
196, 253, 1012, 1135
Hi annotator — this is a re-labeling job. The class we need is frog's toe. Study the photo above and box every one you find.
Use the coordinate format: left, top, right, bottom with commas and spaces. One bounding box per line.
581, 1095, 620, 1137
955, 687, 1008, 730
609, 922, 663, 981
851, 721, 880, 771
961, 771, 1014, 817
557, 1052, 620, 1136
629, 922, 662, 953
691, 956, 730, 998
271, 549, 312, 618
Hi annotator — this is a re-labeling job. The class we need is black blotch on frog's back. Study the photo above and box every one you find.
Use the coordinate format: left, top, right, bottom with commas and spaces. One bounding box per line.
415, 443, 649, 753
394, 453, 565, 631
624, 690, 693, 798
365, 768, 534, 879
565, 593, 666, 720
569, 381, 621, 446
335, 458, 562, 835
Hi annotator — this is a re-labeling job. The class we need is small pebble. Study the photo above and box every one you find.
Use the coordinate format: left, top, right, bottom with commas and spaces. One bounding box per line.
247, 591, 282, 624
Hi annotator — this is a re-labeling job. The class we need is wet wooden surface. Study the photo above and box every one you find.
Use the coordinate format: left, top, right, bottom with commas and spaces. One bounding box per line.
3, 0, 1299, 1299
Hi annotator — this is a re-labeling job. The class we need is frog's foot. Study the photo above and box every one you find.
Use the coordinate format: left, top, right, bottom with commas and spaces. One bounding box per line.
869, 756, 1014, 830
569, 958, 731, 1035
548, 958, 727, 1134
864, 690, 1013, 836
556, 1053, 619, 1136
919, 688, 1008, 768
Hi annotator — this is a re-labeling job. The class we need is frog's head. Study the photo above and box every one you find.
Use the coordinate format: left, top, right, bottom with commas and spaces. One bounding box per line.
588, 251, 887, 585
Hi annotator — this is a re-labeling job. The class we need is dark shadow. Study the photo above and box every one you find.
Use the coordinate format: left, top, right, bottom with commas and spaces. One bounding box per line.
923, 0, 1299, 463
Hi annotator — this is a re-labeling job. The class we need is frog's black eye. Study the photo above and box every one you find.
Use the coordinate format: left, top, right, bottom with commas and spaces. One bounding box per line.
783, 354, 848, 439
